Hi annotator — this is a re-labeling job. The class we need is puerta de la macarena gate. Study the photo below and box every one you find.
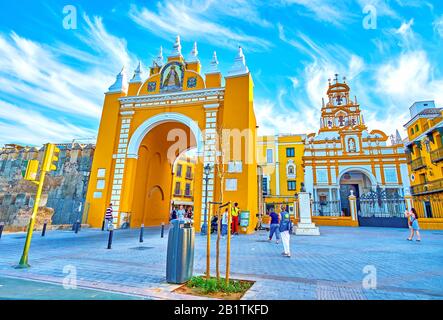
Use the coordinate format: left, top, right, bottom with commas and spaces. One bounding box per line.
85, 37, 258, 233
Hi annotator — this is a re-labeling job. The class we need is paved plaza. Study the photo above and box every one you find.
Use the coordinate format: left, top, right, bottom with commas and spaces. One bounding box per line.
0, 226, 442, 300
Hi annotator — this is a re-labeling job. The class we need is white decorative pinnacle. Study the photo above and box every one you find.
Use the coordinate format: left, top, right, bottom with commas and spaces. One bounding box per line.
170, 35, 182, 57
395, 129, 403, 144
108, 66, 128, 93
187, 41, 199, 62
130, 61, 144, 83
207, 51, 219, 74
153, 46, 164, 68
227, 46, 249, 77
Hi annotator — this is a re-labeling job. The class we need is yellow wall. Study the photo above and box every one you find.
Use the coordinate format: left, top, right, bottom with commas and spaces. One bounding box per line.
85, 48, 259, 233
171, 157, 195, 206
257, 134, 305, 207
405, 110, 443, 221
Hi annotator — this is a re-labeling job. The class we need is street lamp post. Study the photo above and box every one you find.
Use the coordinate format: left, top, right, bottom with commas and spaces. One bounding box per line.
201, 163, 211, 235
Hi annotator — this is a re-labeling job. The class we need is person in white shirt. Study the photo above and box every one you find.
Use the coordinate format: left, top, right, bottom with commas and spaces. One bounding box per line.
177, 205, 186, 221
221, 208, 229, 239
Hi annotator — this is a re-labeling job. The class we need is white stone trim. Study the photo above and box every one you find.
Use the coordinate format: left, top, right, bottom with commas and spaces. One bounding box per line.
126, 112, 204, 158
125, 88, 225, 105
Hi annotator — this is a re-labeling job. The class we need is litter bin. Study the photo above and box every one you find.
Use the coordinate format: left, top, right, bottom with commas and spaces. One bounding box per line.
166, 219, 195, 284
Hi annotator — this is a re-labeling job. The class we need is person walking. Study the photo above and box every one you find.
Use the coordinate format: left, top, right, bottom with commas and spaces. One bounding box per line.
221, 208, 229, 239
105, 203, 113, 231
170, 207, 177, 220
268, 207, 281, 244
279, 205, 292, 257
177, 205, 186, 221
406, 208, 421, 242
231, 202, 240, 235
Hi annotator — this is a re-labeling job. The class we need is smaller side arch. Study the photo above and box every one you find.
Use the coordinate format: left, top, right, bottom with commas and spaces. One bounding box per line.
148, 185, 165, 200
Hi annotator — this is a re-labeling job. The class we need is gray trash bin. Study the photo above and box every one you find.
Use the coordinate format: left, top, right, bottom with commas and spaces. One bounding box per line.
166, 219, 195, 284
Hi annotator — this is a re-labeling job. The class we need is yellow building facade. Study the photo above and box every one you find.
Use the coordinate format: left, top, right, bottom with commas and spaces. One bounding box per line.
171, 156, 195, 208
257, 134, 305, 217
303, 76, 410, 227
85, 37, 258, 233
404, 101, 443, 229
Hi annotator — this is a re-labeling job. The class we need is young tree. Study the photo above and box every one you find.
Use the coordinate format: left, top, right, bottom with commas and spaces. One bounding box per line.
214, 125, 227, 281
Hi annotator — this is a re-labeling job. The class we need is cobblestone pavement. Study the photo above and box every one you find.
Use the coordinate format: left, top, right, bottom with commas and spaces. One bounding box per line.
0, 226, 442, 300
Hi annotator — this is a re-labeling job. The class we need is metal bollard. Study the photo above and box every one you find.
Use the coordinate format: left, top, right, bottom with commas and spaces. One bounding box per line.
74, 220, 80, 234
0, 223, 4, 239
107, 227, 114, 249
41, 221, 47, 237
139, 224, 144, 243
161, 222, 165, 238
101, 219, 105, 231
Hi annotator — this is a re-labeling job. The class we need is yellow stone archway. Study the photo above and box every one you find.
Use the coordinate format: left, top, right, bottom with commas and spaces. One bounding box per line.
85, 38, 258, 233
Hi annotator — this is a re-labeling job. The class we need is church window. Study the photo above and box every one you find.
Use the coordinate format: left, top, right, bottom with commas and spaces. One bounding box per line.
287, 181, 296, 191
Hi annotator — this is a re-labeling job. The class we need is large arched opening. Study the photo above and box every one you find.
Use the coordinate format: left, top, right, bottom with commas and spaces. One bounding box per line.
338, 169, 376, 216
124, 115, 203, 228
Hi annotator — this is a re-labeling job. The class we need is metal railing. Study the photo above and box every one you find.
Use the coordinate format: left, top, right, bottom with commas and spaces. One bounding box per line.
358, 198, 406, 218
411, 157, 426, 171
430, 147, 443, 163
412, 195, 443, 219
312, 200, 342, 216
411, 178, 443, 195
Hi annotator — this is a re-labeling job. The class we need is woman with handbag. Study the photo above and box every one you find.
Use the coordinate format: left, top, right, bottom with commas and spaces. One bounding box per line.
405, 208, 421, 242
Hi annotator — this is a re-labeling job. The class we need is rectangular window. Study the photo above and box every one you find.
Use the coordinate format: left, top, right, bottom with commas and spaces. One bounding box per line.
262, 177, 268, 195
225, 179, 238, 191
93, 192, 102, 199
176, 164, 182, 177
174, 182, 181, 195
266, 149, 273, 163
286, 148, 295, 157
185, 183, 191, 196
186, 166, 192, 179
287, 181, 296, 191
228, 161, 243, 173
96, 180, 105, 190
97, 168, 106, 178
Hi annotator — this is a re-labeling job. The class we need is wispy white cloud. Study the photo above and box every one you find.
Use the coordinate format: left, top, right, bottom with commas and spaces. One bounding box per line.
128, 2, 271, 51
280, 0, 358, 26
434, 15, 443, 38
0, 14, 136, 146
0, 101, 96, 146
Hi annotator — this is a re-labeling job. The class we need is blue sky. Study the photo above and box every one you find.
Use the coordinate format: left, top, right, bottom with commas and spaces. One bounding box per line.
0, 0, 442, 146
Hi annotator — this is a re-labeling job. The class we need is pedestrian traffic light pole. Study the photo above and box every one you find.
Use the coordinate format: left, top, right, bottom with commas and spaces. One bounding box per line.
16, 143, 60, 269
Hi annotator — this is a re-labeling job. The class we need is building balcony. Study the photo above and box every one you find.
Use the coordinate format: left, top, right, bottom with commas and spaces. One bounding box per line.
411, 178, 443, 195
411, 157, 426, 171
430, 147, 443, 163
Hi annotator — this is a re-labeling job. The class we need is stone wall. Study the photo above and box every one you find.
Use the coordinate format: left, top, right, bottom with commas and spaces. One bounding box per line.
0, 143, 95, 229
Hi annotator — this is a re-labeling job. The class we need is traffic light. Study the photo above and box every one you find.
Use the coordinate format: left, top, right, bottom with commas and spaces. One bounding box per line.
42, 143, 60, 172
23, 160, 39, 181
